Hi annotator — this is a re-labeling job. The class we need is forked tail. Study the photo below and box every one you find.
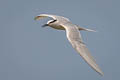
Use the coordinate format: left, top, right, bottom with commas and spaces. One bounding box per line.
78, 26, 96, 32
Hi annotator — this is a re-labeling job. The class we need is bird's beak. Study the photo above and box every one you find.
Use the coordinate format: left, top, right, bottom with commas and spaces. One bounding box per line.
42, 24, 48, 27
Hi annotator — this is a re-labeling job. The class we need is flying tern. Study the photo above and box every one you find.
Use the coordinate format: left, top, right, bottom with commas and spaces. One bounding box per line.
34, 14, 104, 76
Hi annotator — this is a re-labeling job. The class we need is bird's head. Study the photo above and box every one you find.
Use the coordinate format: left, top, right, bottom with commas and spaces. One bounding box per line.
42, 19, 57, 27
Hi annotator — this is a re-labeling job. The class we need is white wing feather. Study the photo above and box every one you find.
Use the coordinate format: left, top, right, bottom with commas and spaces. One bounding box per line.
61, 23, 104, 76
34, 14, 70, 21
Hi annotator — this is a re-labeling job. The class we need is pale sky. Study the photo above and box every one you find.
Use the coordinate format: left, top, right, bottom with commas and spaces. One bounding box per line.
0, 0, 120, 80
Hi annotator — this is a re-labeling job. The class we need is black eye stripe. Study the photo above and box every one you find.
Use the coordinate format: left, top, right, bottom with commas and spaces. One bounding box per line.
50, 20, 57, 23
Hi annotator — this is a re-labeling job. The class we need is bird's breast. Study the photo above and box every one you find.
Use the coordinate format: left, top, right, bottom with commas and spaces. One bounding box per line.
49, 24, 65, 30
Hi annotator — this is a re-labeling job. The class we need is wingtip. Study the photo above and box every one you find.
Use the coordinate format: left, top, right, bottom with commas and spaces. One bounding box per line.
96, 68, 104, 76
34, 16, 38, 20
34, 16, 43, 21
100, 71, 104, 76
34, 14, 48, 21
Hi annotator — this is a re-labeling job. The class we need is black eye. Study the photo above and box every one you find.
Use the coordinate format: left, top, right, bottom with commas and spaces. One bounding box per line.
50, 20, 57, 23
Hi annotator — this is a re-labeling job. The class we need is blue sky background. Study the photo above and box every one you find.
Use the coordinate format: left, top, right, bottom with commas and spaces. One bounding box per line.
0, 0, 120, 80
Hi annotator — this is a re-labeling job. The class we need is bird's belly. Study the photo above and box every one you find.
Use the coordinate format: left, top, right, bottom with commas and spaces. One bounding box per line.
50, 25, 65, 30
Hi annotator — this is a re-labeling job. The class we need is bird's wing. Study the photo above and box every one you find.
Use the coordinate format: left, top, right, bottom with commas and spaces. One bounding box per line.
34, 14, 70, 21
61, 23, 104, 76
34, 14, 57, 20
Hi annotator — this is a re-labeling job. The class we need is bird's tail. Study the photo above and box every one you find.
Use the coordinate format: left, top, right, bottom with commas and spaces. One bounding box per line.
78, 26, 97, 32
83, 28, 96, 32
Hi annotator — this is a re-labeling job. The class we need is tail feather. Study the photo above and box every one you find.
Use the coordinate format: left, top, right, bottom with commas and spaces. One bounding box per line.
78, 26, 97, 32
84, 28, 97, 32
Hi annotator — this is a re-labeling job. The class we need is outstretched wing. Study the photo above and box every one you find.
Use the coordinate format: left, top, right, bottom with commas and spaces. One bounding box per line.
34, 14, 70, 21
34, 14, 57, 20
61, 23, 104, 76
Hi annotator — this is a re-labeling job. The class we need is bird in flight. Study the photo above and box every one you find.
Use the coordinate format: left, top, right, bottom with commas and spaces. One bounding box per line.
34, 14, 104, 76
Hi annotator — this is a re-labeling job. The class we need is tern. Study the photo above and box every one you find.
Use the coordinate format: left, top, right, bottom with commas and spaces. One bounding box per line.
34, 14, 104, 76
